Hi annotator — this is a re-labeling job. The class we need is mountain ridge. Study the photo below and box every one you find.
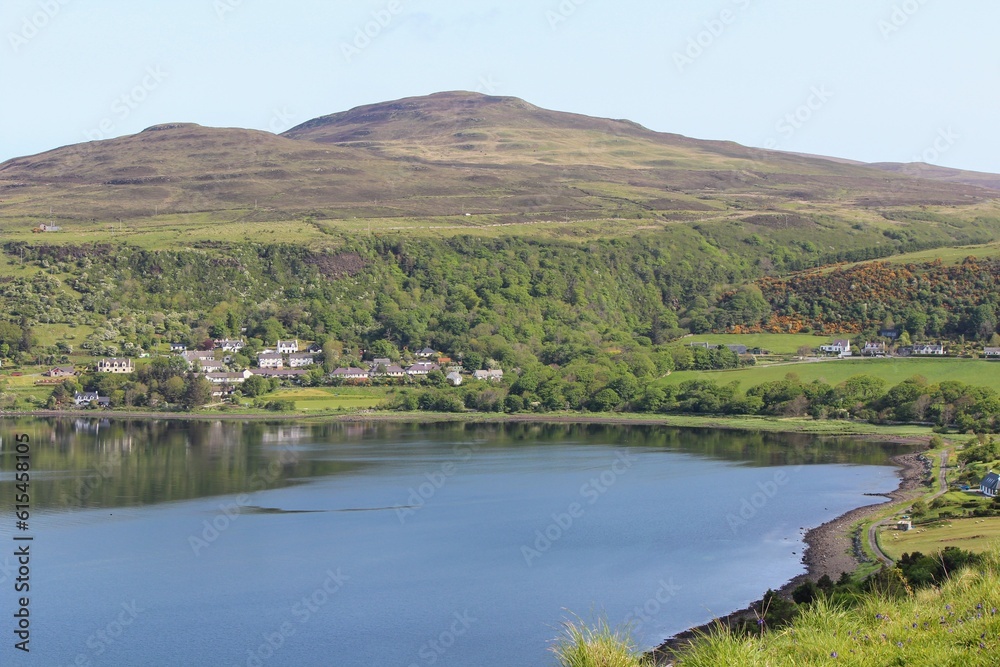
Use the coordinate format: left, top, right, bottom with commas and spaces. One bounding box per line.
0, 91, 996, 227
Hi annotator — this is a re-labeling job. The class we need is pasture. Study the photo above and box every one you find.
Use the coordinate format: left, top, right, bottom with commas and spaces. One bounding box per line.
658, 357, 1000, 392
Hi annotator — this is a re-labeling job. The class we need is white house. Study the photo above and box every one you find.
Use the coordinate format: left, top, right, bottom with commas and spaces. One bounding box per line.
74, 392, 109, 407
277, 339, 299, 354
913, 344, 946, 356
415, 347, 438, 359
473, 369, 505, 382
74, 391, 100, 406
819, 339, 851, 357
981, 471, 1000, 497
984, 347, 1000, 359
331, 367, 370, 381
205, 370, 253, 385
446, 371, 463, 386
862, 341, 887, 357
406, 362, 440, 376
170, 343, 187, 352
97, 358, 135, 373
183, 351, 223, 372
258, 353, 284, 369
372, 364, 406, 378
287, 353, 315, 368
213, 339, 245, 352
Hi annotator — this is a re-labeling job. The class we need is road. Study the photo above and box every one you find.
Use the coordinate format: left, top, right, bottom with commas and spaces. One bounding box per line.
866, 449, 949, 567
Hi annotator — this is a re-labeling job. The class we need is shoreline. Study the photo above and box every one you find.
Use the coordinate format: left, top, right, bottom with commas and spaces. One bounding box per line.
648, 449, 931, 665
4, 409, 936, 441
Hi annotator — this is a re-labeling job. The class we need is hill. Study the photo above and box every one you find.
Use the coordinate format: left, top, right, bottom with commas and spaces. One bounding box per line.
2, 92, 1000, 418
869, 162, 1000, 192
1, 91, 996, 239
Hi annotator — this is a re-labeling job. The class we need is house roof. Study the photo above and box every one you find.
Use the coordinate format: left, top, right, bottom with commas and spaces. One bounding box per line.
250, 369, 307, 377
982, 471, 1000, 490
332, 367, 368, 375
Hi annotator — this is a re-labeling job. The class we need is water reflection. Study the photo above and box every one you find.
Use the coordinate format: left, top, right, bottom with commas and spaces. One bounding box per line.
0, 418, 909, 512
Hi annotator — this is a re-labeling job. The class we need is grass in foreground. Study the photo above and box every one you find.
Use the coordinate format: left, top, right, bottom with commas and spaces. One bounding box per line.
558, 551, 1000, 667
551, 618, 653, 667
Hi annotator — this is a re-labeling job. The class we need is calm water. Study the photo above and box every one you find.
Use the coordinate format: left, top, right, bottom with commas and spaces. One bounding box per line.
0, 419, 906, 667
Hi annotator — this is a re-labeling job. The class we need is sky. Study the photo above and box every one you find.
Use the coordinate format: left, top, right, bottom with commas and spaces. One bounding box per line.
1, 0, 998, 172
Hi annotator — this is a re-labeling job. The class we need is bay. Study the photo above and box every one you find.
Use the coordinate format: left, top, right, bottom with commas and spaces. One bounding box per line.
0, 419, 906, 666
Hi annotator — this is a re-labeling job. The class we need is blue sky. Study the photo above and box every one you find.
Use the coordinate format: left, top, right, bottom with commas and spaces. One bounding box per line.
2, 0, 997, 172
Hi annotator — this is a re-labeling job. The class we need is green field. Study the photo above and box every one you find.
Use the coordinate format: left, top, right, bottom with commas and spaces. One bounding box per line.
269, 386, 390, 412
32, 323, 94, 348
679, 333, 830, 355
658, 357, 1000, 392
855, 237, 1000, 266
879, 516, 1000, 560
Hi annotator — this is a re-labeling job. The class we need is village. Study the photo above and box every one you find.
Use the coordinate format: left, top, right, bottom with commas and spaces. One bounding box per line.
37, 338, 505, 408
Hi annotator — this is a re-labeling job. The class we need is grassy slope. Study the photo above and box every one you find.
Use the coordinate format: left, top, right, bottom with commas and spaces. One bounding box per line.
658, 357, 1000, 392
2, 93, 997, 253
675, 560, 1000, 666
557, 552, 1000, 666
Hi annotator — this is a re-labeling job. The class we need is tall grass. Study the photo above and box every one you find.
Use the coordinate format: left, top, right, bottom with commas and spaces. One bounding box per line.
551, 618, 652, 667
561, 551, 1000, 667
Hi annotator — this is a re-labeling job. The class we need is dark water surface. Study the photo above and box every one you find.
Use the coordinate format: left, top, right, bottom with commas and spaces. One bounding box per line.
0, 418, 906, 666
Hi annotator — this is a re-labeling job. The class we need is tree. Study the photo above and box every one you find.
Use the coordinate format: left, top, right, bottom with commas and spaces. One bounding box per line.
606, 374, 640, 402
183, 376, 213, 409
590, 388, 621, 412
971, 304, 998, 341
322, 338, 343, 372
163, 376, 186, 403
463, 351, 485, 373
255, 318, 285, 345
369, 339, 399, 360
242, 374, 271, 398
